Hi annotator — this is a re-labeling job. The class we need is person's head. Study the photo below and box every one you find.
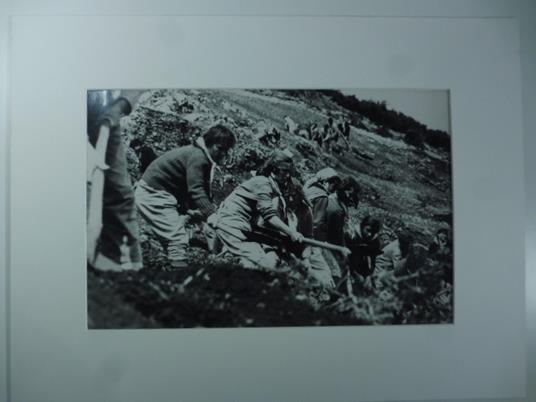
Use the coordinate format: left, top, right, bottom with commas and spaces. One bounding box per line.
436, 228, 449, 240
315, 167, 340, 193
435, 227, 451, 248
286, 176, 308, 211
326, 176, 341, 194
360, 215, 381, 241
107, 97, 132, 117
337, 176, 361, 207
259, 150, 295, 188
203, 124, 237, 163
129, 138, 143, 152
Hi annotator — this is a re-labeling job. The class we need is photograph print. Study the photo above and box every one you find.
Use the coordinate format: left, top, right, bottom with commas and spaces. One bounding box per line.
86, 88, 453, 328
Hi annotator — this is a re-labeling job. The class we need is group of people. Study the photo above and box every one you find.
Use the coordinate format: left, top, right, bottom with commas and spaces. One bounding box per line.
285, 115, 352, 152
87, 95, 451, 295
133, 128, 367, 288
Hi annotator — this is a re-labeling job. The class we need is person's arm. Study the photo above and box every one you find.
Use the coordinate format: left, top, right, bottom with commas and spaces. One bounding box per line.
375, 246, 395, 271
267, 215, 303, 243
186, 157, 215, 218
86, 124, 110, 181
254, 179, 303, 242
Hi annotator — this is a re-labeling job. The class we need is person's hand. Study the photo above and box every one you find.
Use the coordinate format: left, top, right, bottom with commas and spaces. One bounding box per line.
364, 276, 374, 291
186, 209, 203, 224
87, 142, 109, 182
340, 247, 352, 258
187, 209, 202, 217
290, 231, 304, 243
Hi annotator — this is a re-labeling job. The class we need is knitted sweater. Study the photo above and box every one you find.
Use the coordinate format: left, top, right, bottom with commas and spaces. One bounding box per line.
141, 144, 215, 217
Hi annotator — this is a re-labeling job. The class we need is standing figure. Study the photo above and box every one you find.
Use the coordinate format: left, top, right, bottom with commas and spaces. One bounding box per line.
428, 227, 453, 286
322, 118, 339, 152
308, 123, 321, 147
87, 95, 144, 271
338, 120, 351, 151
343, 120, 351, 141
303, 168, 341, 241
304, 170, 361, 282
284, 115, 299, 134
134, 125, 236, 268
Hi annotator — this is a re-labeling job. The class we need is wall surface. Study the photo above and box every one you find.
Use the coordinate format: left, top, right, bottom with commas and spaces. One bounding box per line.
0, 1, 11, 402
1, 1, 534, 402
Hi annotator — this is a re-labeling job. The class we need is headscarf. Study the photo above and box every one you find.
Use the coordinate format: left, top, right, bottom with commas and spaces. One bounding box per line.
195, 136, 220, 198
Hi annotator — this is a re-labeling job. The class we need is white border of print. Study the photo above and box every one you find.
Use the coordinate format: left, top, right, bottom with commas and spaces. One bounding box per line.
4, 2, 533, 402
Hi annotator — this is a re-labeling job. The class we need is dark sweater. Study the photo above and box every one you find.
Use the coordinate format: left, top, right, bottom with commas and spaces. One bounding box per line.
141, 144, 214, 217
312, 196, 346, 245
345, 231, 383, 277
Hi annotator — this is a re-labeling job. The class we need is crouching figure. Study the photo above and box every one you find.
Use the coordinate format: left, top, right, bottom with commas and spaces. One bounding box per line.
134, 125, 236, 268
209, 151, 304, 270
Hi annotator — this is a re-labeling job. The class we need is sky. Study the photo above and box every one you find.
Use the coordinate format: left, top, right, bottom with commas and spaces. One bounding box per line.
341, 89, 451, 134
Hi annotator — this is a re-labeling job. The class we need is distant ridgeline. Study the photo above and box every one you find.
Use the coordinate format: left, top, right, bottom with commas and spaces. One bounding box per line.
313, 90, 451, 152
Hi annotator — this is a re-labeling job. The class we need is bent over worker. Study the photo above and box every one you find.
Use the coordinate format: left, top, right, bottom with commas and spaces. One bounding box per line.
134, 125, 236, 268
209, 151, 304, 270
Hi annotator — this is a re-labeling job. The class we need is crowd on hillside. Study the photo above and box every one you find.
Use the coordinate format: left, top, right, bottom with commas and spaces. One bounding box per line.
256, 114, 352, 153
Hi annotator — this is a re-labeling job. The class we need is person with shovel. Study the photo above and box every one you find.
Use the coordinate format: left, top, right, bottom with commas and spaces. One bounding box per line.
87, 95, 144, 271
208, 150, 304, 270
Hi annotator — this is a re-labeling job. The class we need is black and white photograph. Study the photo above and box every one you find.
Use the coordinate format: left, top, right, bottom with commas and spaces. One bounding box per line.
86, 88, 453, 328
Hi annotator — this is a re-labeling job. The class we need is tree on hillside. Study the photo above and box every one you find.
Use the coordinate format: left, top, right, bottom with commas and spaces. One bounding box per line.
320, 90, 450, 152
